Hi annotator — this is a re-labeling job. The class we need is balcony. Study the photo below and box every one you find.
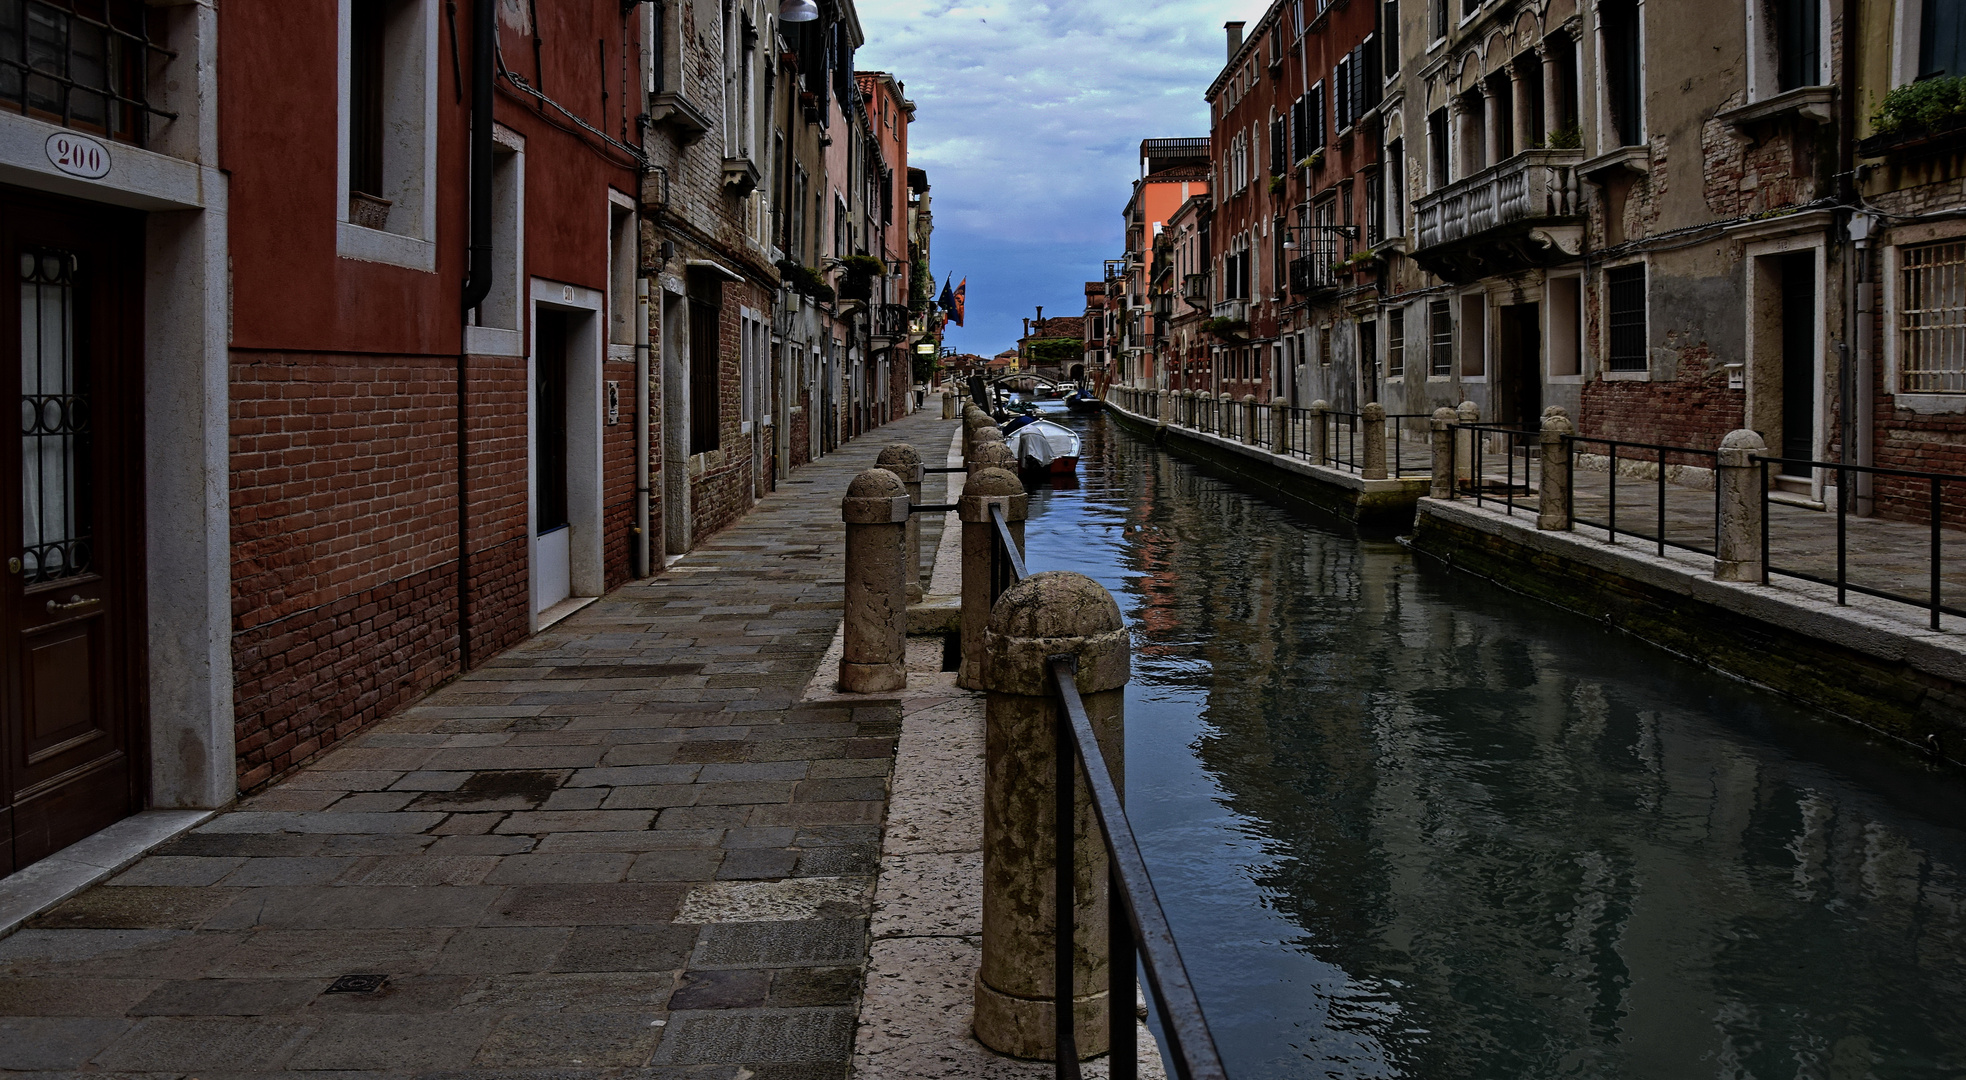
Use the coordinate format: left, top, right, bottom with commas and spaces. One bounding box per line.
1289, 256, 1337, 297
1182, 272, 1209, 307
871, 303, 912, 347
1411, 150, 1584, 283
1211, 299, 1248, 321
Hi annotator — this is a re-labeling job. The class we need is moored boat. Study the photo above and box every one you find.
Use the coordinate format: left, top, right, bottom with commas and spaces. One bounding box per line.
1004, 419, 1080, 475
1063, 389, 1104, 413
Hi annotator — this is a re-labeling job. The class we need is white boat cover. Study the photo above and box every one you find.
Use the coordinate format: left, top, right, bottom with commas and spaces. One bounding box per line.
1005, 419, 1080, 469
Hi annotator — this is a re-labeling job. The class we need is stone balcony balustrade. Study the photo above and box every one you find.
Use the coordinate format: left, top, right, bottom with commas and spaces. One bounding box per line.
1411, 149, 1586, 282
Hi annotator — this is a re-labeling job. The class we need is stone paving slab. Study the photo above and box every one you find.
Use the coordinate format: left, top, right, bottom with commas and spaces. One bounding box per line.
0, 407, 955, 1077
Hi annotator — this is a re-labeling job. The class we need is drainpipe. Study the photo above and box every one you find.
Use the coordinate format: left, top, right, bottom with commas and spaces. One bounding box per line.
1838, 0, 1869, 513
634, 276, 653, 575
456, 0, 495, 669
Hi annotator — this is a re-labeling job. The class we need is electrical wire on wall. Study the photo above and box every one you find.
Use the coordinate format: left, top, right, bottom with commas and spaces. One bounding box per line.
493, 34, 647, 171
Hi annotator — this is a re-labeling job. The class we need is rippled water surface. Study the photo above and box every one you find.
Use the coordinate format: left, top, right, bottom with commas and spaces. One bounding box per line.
1014, 406, 1966, 1079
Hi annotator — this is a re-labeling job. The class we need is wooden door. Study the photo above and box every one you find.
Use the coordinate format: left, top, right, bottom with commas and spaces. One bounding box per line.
0, 187, 146, 873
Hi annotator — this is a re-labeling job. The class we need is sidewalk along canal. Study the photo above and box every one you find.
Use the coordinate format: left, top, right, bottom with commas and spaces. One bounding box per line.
0, 407, 955, 1075
1020, 407, 1966, 1080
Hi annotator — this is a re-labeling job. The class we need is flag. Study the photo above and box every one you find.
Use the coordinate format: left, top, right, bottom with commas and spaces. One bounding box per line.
952, 278, 966, 327
937, 276, 954, 314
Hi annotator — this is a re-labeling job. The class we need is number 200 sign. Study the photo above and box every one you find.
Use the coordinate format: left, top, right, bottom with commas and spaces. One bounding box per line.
46, 132, 111, 180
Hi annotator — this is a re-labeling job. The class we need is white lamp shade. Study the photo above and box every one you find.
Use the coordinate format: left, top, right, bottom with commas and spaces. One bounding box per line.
780, 0, 819, 21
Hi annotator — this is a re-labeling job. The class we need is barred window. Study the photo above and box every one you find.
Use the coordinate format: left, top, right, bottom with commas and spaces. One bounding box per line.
1900, 240, 1966, 394
1388, 306, 1405, 377
1, 0, 160, 145
1606, 263, 1648, 372
1429, 298, 1452, 376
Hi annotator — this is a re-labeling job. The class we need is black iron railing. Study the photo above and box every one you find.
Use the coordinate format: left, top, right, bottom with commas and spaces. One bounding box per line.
1755, 456, 1962, 631
1566, 435, 1721, 558
1270, 406, 1429, 477
1451, 423, 1544, 517
986, 502, 1227, 1080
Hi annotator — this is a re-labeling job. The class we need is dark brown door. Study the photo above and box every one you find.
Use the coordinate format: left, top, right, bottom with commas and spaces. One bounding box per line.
0, 187, 146, 874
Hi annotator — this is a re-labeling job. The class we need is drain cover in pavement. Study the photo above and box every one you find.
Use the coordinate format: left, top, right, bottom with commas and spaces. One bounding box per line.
325, 973, 388, 994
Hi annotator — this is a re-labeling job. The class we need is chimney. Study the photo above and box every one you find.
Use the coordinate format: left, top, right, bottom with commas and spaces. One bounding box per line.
1225, 21, 1245, 64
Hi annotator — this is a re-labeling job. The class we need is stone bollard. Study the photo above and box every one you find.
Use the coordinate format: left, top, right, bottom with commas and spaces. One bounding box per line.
1242, 395, 1260, 446
1362, 402, 1388, 480
1539, 408, 1574, 530
942, 390, 957, 420
1310, 400, 1331, 466
963, 409, 989, 460
974, 570, 1129, 1061
1714, 429, 1768, 582
1217, 392, 1233, 436
877, 443, 926, 603
957, 467, 1028, 691
975, 425, 1005, 453
1430, 406, 1457, 499
1455, 400, 1480, 484
969, 441, 1018, 476
1272, 397, 1290, 454
839, 469, 911, 694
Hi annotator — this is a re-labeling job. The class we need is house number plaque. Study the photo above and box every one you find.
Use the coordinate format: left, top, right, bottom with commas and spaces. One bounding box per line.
46, 132, 111, 180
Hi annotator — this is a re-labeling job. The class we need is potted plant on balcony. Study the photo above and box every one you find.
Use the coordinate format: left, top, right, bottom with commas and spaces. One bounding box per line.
1268, 174, 1286, 197
776, 258, 835, 303
836, 255, 885, 302
1331, 250, 1381, 277
1862, 75, 1966, 157
1201, 316, 1249, 342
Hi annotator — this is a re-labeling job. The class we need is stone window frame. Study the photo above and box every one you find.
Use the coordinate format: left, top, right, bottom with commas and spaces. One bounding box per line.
1744, 0, 1832, 101
1881, 221, 1966, 415
335, 0, 438, 272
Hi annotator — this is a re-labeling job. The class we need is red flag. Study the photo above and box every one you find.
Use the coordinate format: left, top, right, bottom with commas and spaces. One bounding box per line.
953, 278, 966, 327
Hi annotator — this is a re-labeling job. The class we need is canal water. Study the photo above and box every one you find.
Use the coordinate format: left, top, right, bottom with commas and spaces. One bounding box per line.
1012, 403, 1966, 1079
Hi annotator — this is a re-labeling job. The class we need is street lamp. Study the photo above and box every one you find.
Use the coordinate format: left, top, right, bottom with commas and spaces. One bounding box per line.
779, 0, 818, 22
1280, 223, 1359, 250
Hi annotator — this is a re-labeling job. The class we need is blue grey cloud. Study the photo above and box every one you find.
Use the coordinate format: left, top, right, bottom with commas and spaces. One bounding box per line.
856, 0, 1264, 353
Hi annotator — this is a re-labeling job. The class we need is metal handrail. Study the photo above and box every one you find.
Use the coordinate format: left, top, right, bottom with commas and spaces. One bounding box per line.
1565, 434, 1721, 558
1754, 455, 1962, 630
1454, 422, 1543, 518
985, 501, 1227, 1079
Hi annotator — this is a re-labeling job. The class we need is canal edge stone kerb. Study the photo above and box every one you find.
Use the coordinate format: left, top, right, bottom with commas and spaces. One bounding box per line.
975, 569, 1130, 1060
839, 467, 911, 694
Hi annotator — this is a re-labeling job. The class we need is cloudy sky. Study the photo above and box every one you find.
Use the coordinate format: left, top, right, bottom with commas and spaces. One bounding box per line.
854, 0, 1266, 356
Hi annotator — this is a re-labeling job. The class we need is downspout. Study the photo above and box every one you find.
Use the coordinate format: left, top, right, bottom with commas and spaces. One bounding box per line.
459, 0, 495, 667
1837, 0, 1869, 513
634, 276, 653, 576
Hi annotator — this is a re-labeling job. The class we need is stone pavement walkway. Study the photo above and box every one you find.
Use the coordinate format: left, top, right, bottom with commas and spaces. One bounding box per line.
0, 407, 954, 1078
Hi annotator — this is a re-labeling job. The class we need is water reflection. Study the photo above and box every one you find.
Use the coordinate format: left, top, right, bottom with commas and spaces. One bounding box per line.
1017, 409, 1966, 1079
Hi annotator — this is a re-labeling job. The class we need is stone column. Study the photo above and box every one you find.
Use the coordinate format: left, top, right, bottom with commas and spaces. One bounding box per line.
958, 467, 1029, 691
876, 443, 926, 603
840, 469, 911, 694
1714, 429, 1768, 582
1510, 64, 1531, 152
1242, 395, 1260, 446
1538, 40, 1562, 143
1362, 402, 1388, 480
1310, 399, 1331, 466
1539, 407, 1574, 530
1272, 397, 1291, 454
1446, 96, 1466, 184
1480, 84, 1501, 170
1430, 406, 1457, 498
974, 570, 1129, 1061
1455, 400, 1480, 484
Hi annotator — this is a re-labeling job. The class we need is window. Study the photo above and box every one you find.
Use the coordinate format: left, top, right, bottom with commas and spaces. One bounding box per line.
609, 198, 637, 346
1459, 293, 1485, 376
338, 0, 436, 266
1335, 56, 1352, 131
1384, 1, 1401, 75
1547, 275, 1581, 376
1271, 115, 1286, 175
1385, 138, 1405, 238
689, 277, 723, 455
1606, 263, 1648, 372
1899, 240, 1966, 393
1319, 326, 1332, 366
1603, 0, 1643, 146
467, 132, 523, 345
1309, 82, 1327, 151
1429, 298, 1453, 375
1463, 0, 1479, 18
1774, 0, 1821, 90
1428, 108, 1449, 189
1433, 0, 1449, 40
0, 0, 155, 144
1921, 0, 1966, 78
1388, 306, 1406, 376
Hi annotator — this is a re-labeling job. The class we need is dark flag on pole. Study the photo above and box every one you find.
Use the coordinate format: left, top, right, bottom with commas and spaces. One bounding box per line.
952, 278, 966, 327
937, 275, 955, 314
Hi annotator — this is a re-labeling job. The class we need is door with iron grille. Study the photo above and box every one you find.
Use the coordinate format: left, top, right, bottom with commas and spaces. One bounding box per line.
0, 188, 145, 874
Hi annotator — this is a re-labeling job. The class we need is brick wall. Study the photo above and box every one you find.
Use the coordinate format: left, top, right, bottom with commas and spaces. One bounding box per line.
1579, 350, 1744, 457
462, 353, 530, 664
231, 352, 466, 792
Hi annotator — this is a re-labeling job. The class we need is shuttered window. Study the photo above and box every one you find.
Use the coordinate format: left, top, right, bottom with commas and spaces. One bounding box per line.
1388, 306, 1406, 377
1607, 264, 1648, 372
